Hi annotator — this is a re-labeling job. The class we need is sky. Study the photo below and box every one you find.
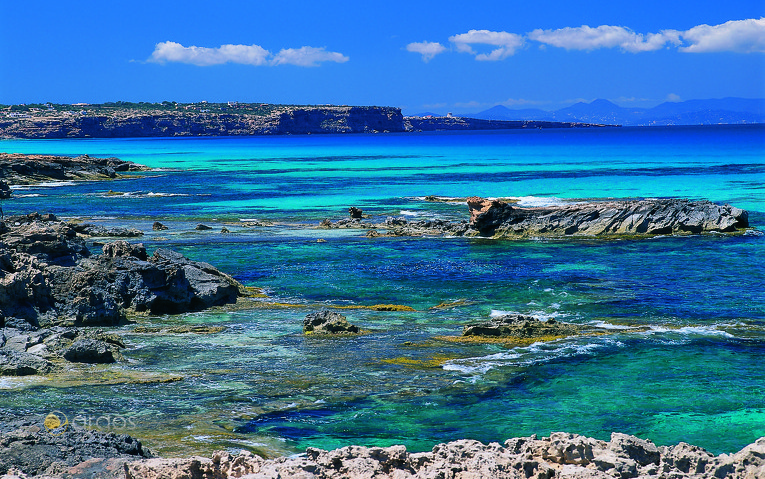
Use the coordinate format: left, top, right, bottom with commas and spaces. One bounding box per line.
1, 1, 764, 114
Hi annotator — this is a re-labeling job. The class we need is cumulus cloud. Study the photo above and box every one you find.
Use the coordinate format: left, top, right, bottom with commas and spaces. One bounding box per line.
448, 30, 524, 60
406, 41, 447, 62
679, 17, 765, 53
271, 46, 349, 66
408, 18, 764, 61
149, 42, 348, 67
528, 25, 680, 52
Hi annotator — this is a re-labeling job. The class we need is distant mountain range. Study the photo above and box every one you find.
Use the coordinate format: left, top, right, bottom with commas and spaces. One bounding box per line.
424, 98, 765, 126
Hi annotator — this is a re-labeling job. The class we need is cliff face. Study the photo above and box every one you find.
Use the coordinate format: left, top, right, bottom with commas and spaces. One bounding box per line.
0, 106, 404, 139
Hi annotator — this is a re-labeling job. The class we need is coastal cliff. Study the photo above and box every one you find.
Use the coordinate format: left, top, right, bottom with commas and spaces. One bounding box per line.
0, 105, 404, 138
0, 102, 613, 139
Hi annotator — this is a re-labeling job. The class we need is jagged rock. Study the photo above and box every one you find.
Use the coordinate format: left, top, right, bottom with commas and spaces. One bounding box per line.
304, 310, 360, 334
76, 224, 144, 237
463, 313, 589, 339
113, 432, 765, 479
0, 179, 11, 199
0, 413, 150, 477
0, 217, 243, 329
0, 349, 52, 375
62, 338, 116, 363
0, 153, 148, 185
466, 196, 750, 238
152, 221, 168, 231
349, 206, 363, 219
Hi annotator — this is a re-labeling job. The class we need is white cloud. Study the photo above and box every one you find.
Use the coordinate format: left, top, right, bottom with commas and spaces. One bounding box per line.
149, 42, 348, 67
406, 41, 447, 62
528, 25, 679, 52
448, 30, 524, 60
679, 18, 765, 53
271, 46, 349, 67
666, 93, 682, 102
149, 41, 270, 66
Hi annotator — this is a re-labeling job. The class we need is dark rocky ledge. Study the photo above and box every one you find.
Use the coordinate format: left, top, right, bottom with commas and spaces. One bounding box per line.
0, 153, 150, 188
322, 197, 751, 240
466, 196, 750, 238
0, 213, 245, 375
1, 418, 763, 478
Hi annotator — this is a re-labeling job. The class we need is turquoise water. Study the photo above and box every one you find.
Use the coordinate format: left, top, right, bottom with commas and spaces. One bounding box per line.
1, 125, 764, 458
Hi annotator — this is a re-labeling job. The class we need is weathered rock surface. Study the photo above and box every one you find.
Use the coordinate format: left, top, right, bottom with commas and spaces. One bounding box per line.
0, 327, 125, 374
463, 313, 590, 339
303, 310, 360, 334
0, 153, 149, 185
466, 197, 750, 238
0, 215, 243, 331
0, 413, 150, 477
6, 430, 762, 478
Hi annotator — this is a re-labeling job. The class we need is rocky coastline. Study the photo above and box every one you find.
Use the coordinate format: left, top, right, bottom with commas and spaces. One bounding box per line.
322, 196, 751, 239
1, 415, 763, 478
1, 154, 760, 477
0, 103, 612, 139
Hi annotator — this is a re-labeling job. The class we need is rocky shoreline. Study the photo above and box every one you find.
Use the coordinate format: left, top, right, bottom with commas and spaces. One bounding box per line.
1, 414, 763, 478
1, 153, 760, 477
321, 196, 751, 239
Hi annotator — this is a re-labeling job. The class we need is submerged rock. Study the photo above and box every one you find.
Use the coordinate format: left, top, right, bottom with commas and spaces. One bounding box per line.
303, 310, 360, 334
466, 196, 750, 238
462, 313, 589, 340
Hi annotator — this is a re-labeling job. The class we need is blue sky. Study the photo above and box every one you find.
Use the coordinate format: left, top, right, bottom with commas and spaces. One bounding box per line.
1, 1, 764, 114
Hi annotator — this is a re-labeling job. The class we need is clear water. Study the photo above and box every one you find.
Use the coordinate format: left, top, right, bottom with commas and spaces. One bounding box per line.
1, 125, 764, 458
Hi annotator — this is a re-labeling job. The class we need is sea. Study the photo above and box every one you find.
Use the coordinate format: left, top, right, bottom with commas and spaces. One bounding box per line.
1, 125, 764, 458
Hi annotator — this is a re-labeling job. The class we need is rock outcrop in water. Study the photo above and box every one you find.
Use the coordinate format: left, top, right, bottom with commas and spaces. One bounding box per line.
462, 313, 590, 340
3, 423, 763, 478
303, 310, 360, 334
466, 197, 749, 238
0, 213, 244, 332
0, 153, 149, 187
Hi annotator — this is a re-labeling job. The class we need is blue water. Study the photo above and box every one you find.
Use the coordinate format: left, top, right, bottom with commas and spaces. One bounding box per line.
1, 125, 764, 458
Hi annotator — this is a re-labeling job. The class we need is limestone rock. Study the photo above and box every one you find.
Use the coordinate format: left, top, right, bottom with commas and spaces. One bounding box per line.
467, 197, 750, 238
303, 310, 360, 334
463, 313, 589, 340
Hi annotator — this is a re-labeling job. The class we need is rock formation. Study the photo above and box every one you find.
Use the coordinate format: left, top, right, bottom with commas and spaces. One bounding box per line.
0, 213, 243, 331
466, 197, 749, 238
303, 310, 360, 334
3, 423, 763, 478
0, 153, 149, 185
462, 313, 590, 340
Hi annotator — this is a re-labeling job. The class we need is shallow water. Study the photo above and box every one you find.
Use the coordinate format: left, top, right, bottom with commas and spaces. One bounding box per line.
1, 125, 764, 457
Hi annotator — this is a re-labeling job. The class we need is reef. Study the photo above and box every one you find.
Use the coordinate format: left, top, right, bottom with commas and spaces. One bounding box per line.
2, 420, 764, 478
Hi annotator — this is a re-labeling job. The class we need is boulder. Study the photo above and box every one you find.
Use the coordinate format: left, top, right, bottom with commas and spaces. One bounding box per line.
62, 338, 116, 363
0, 180, 11, 199
304, 310, 360, 334
349, 207, 363, 219
152, 221, 168, 231
0, 350, 52, 375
